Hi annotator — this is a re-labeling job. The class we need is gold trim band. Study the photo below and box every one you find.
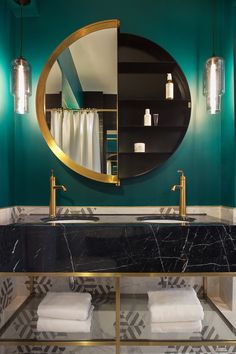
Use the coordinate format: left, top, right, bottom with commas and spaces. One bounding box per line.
1, 340, 236, 347
121, 340, 236, 346
0, 340, 115, 346
1, 272, 236, 277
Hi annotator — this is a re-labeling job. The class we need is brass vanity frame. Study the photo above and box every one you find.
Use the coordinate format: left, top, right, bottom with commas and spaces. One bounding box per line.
36, 19, 120, 185
1, 272, 236, 354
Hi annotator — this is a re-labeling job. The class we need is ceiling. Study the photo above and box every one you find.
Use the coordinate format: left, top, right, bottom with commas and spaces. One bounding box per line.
46, 27, 117, 96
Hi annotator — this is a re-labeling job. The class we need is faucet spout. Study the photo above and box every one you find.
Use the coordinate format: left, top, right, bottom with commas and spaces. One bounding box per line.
171, 170, 186, 218
49, 171, 67, 218
171, 184, 179, 192
55, 184, 67, 192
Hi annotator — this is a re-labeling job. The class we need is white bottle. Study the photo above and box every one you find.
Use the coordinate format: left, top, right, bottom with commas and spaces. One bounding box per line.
144, 108, 151, 126
165, 73, 174, 100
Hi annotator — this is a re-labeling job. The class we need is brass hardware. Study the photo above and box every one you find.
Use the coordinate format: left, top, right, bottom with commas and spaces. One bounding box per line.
121, 340, 236, 346
115, 277, 120, 354
49, 170, 67, 218
0, 340, 116, 346
203, 276, 208, 299
28, 276, 34, 295
171, 169, 186, 218
1, 272, 236, 277
1, 340, 236, 347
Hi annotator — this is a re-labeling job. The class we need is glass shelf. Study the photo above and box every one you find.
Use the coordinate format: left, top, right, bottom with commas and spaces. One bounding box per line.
0, 294, 116, 342
1, 346, 115, 354
120, 294, 236, 342
121, 346, 236, 354
1, 293, 235, 344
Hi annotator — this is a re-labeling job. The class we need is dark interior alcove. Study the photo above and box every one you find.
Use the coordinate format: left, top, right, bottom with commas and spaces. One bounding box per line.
118, 33, 191, 179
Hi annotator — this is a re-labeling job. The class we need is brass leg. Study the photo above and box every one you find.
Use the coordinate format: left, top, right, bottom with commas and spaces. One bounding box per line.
115, 276, 120, 354
203, 276, 207, 299
28, 276, 34, 295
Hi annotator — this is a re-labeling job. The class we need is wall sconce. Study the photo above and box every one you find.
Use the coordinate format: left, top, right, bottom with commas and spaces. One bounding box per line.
10, 0, 32, 114
203, 56, 225, 114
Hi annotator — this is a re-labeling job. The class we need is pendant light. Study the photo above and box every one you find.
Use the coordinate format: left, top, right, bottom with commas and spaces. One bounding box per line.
203, 0, 224, 115
10, 0, 32, 114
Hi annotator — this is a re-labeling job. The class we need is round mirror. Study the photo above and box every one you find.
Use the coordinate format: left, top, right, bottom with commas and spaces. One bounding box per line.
36, 20, 191, 183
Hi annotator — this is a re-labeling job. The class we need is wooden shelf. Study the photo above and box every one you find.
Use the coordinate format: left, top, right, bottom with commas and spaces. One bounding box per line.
119, 125, 188, 129
118, 152, 172, 155
119, 98, 190, 104
118, 61, 176, 73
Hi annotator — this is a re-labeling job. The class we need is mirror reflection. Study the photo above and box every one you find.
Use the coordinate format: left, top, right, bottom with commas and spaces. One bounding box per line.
45, 27, 118, 175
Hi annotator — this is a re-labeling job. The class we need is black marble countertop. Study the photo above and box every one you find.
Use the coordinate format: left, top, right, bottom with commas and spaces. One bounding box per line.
0, 214, 236, 273
2, 213, 231, 226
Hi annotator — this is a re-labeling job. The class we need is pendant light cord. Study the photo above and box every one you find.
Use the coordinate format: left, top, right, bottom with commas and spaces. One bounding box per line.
20, 4, 23, 57
212, 0, 216, 56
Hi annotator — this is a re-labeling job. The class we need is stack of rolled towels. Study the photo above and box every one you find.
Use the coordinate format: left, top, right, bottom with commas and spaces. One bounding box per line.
37, 292, 94, 333
148, 288, 204, 333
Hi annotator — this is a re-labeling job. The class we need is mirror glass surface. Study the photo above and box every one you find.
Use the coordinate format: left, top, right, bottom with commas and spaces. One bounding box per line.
45, 26, 118, 177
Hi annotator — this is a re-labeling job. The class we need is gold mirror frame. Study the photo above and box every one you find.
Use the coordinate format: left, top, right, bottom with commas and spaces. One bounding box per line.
36, 19, 120, 184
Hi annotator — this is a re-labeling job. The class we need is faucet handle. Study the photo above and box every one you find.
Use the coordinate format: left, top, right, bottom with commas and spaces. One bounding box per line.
177, 169, 185, 176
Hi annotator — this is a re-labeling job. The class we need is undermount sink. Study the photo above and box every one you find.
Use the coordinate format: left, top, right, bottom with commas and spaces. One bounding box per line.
136, 215, 195, 224
140, 219, 188, 224
42, 216, 100, 224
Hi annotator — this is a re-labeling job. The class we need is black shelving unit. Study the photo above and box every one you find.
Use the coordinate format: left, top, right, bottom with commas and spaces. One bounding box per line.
118, 33, 191, 179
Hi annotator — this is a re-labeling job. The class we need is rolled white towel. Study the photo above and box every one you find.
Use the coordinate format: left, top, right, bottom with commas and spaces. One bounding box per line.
37, 306, 94, 333
151, 319, 202, 333
148, 288, 204, 323
37, 292, 92, 321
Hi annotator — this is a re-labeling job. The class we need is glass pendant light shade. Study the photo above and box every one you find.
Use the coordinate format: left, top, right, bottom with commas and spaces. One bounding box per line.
11, 0, 32, 114
11, 57, 32, 114
203, 56, 225, 114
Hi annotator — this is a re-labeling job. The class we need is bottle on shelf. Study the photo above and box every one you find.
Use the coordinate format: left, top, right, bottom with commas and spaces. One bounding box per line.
165, 73, 174, 100
153, 113, 159, 126
144, 108, 152, 126
134, 142, 145, 153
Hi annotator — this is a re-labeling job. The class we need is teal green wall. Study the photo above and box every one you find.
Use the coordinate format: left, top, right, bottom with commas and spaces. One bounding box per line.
12, 0, 235, 207
0, 0, 14, 207
221, 0, 236, 207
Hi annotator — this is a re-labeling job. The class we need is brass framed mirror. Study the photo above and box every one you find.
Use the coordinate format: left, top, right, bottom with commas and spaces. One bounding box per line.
36, 19, 119, 184
36, 19, 191, 184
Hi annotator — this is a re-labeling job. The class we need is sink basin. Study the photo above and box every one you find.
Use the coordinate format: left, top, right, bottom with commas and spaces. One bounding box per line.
42, 216, 100, 224
46, 219, 98, 224
140, 219, 188, 224
137, 215, 195, 224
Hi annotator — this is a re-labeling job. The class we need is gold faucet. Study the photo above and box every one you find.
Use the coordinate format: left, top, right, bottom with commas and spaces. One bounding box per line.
171, 170, 186, 218
49, 170, 67, 218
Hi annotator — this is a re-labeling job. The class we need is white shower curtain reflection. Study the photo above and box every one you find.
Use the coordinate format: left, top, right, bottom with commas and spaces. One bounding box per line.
62, 110, 74, 156
50, 110, 101, 173
50, 110, 62, 147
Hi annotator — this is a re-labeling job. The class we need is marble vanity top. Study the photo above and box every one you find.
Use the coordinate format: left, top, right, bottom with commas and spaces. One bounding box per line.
0, 213, 236, 274
3, 213, 231, 226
